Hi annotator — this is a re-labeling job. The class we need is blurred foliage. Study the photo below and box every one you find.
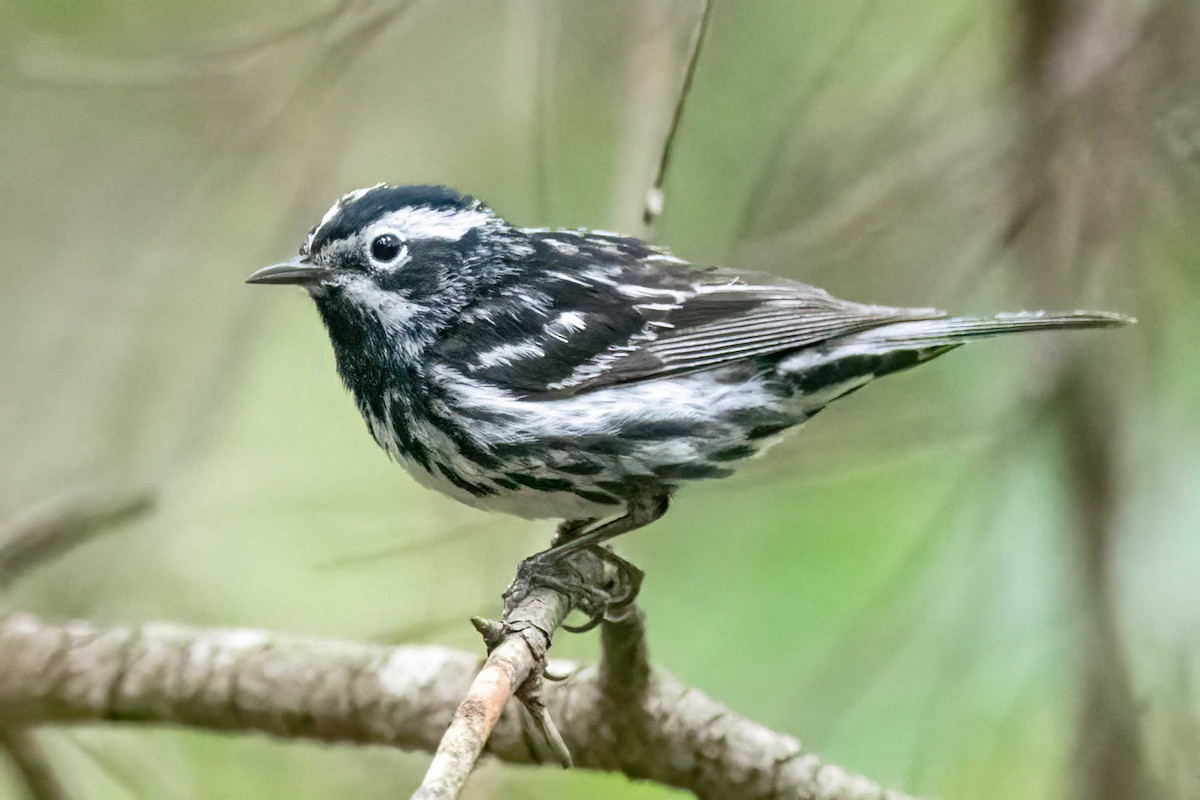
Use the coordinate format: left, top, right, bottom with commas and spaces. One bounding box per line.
1, 0, 1198, 798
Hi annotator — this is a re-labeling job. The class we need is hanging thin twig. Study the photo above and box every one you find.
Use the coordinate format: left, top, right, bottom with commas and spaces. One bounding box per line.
642, 0, 714, 227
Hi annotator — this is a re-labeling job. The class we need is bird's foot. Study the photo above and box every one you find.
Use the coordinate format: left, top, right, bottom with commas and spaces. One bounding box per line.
503, 544, 644, 634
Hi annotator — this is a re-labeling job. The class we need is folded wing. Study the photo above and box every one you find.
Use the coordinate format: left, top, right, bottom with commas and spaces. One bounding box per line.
435, 230, 1130, 399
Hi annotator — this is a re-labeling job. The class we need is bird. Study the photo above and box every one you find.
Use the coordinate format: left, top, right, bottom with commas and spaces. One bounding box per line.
247, 183, 1132, 623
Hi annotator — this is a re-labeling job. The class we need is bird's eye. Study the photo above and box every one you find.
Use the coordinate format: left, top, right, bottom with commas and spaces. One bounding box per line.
369, 233, 404, 264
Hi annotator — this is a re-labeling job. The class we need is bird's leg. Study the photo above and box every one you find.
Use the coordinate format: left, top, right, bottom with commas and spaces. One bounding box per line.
504, 493, 668, 632
551, 518, 596, 547
546, 491, 667, 556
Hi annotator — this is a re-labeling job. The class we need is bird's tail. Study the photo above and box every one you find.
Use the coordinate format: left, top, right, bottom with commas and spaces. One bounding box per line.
783, 309, 1134, 409
846, 309, 1135, 349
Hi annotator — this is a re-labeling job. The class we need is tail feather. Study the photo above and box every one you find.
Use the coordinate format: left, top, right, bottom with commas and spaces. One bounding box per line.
781, 309, 1133, 409
850, 310, 1135, 349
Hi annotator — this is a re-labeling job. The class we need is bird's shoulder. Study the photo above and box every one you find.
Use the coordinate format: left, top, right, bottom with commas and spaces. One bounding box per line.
430, 229, 688, 391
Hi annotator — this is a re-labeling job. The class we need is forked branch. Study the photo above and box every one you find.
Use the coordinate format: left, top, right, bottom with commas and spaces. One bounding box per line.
0, 608, 913, 800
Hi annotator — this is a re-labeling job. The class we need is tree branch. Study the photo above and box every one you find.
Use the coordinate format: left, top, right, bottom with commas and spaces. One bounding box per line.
0, 485, 154, 800
0, 611, 912, 800
411, 582, 576, 799
413, 547, 623, 798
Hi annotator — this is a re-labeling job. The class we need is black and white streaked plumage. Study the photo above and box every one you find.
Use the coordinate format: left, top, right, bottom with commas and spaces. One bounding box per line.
247, 184, 1132, 570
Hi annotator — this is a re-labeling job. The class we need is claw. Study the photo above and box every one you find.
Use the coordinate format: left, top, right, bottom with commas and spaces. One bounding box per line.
593, 546, 644, 610
504, 551, 608, 620
562, 607, 606, 634
542, 664, 573, 681
506, 537, 645, 634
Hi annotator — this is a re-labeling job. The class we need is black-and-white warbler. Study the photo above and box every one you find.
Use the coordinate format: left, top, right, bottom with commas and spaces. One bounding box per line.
247, 184, 1131, 617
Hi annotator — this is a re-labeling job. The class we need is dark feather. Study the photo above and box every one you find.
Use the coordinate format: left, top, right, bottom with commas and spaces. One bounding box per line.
567, 272, 944, 393
435, 230, 949, 396
433, 229, 1134, 398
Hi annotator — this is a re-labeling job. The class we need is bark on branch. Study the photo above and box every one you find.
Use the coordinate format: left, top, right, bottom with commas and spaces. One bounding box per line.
412, 579, 576, 799
0, 611, 911, 800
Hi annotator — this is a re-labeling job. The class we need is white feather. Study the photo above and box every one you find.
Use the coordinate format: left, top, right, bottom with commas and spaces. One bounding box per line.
476, 341, 546, 368
374, 206, 495, 241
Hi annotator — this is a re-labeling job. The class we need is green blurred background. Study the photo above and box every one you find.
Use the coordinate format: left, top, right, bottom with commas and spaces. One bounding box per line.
2, 0, 1198, 797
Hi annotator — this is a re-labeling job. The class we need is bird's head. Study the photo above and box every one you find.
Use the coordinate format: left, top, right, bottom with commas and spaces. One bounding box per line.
247, 184, 517, 339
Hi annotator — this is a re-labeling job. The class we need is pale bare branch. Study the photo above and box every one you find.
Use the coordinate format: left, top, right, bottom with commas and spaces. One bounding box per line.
0, 611, 913, 800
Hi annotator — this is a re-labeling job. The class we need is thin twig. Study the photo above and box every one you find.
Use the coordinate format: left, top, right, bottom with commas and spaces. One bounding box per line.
314, 522, 483, 570
410, 551, 615, 799
0, 728, 71, 800
532, 5, 559, 221
2, 0, 359, 89
731, 0, 879, 247
801, 400, 1054, 739
732, 1, 980, 255
410, 588, 574, 800
0, 486, 155, 591
642, 0, 714, 227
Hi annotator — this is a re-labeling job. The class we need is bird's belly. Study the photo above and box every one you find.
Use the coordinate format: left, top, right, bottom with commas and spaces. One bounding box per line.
450, 478, 621, 520
364, 368, 810, 521
400, 453, 630, 519
364, 397, 625, 520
